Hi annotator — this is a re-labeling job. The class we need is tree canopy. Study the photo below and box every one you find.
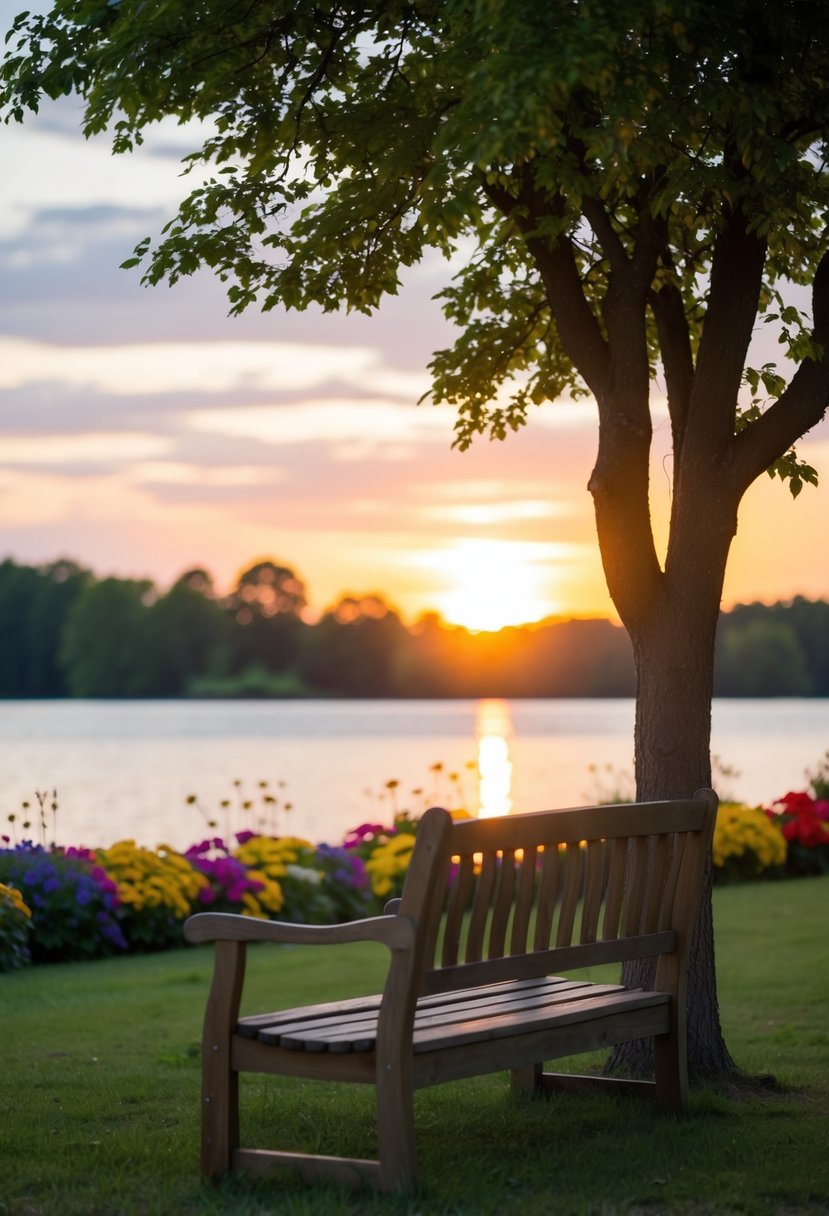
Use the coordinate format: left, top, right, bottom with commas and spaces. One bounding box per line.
4, 1, 828, 468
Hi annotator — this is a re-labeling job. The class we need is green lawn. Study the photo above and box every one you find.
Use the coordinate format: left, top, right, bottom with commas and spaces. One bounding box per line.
2, 877, 828, 1216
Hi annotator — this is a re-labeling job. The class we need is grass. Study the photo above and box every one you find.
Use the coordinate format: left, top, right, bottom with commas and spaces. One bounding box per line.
2, 877, 828, 1216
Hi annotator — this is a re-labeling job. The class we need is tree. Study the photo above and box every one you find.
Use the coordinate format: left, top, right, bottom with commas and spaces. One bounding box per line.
60, 576, 155, 697
0, 558, 90, 696
715, 617, 814, 696
223, 559, 308, 678
141, 569, 229, 695
4, 0, 829, 1075
304, 594, 408, 696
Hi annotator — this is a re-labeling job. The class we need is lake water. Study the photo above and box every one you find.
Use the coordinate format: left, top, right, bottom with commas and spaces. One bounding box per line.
1, 698, 827, 850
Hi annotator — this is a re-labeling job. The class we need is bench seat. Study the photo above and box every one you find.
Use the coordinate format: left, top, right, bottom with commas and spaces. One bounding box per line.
237, 976, 669, 1057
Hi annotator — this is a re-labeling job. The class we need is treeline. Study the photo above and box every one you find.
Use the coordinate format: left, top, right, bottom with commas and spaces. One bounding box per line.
0, 556, 827, 699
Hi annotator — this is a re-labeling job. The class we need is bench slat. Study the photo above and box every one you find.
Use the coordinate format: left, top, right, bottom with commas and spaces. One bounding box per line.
624, 835, 650, 936
256, 978, 596, 1050
241, 974, 577, 1043
510, 845, 538, 955
424, 928, 676, 994
556, 842, 583, 946
441, 852, 475, 966
658, 831, 688, 931
601, 836, 627, 940
643, 832, 671, 934
488, 849, 517, 958
580, 839, 606, 944
256, 978, 661, 1054
412, 986, 669, 1052
237, 993, 383, 1039
450, 799, 709, 851
533, 843, 561, 949
465, 850, 497, 962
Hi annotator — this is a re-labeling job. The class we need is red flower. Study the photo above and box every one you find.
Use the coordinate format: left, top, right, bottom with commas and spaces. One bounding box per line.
774, 791, 815, 815
771, 791, 829, 847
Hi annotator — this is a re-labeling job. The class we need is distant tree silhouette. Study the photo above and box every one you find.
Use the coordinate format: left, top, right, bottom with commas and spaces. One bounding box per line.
224, 559, 308, 680
303, 595, 408, 697
141, 569, 229, 696
60, 577, 154, 697
0, 558, 90, 696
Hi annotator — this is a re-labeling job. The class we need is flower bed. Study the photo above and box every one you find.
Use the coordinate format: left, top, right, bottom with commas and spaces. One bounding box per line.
0, 806, 434, 968
3, 761, 829, 969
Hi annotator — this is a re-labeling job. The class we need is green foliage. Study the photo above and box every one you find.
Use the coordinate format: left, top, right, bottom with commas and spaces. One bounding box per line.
140, 570, 230, 696
0, 558, 91, 696
0, 881, 31, 971
715, 616, 814, 696
3, 0, 828, 467
737, 374, 820, 499
714, 597, 829, 696
807, 749, 829, 801
59, 576, 156, 697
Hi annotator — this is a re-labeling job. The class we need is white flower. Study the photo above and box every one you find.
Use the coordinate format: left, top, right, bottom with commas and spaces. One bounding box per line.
285, 864, 323, 886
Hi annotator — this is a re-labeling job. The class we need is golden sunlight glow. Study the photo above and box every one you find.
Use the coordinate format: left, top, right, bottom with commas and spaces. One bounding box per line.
430, 539, 557, 632
476, 699, 513, 819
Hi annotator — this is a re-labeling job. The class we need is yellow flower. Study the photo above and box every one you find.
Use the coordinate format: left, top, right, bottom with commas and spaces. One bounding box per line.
233, 835, 316, 886
365, 833, 416, 897
713, 803, 786, 875
98, 840, 207, 914
0, 882, 31, 919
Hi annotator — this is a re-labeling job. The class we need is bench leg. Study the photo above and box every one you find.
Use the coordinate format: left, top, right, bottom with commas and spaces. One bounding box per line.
510, 1062, 543, 1100
201, 941, 245, 1180
653, 1031, 687, 1111
202, 1053, 239, 1179
376, 1061, 417, 1192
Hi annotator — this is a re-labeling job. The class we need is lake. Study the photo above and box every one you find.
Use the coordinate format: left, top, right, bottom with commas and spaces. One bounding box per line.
1, 698, 827, 850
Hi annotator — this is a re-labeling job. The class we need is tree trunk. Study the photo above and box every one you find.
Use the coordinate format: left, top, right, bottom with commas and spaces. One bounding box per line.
607, 590, 739, 1078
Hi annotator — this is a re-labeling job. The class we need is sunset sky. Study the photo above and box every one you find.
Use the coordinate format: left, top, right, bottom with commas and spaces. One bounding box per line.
3, 9, 829, 631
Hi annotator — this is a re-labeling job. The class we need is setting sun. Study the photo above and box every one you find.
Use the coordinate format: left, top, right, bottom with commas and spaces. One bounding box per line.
428, 539, 557, 632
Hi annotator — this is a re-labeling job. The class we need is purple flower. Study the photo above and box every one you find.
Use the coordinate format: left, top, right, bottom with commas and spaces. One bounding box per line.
342, 823, 396, 850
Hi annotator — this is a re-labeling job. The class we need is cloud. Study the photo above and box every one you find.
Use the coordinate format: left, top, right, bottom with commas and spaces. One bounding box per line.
0, 335, 387, 395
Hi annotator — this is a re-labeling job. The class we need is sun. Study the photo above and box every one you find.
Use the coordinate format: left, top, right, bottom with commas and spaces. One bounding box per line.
430, 539, 556, 632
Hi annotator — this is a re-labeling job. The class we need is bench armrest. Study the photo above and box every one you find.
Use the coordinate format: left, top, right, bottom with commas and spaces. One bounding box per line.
183, 910, 416, 951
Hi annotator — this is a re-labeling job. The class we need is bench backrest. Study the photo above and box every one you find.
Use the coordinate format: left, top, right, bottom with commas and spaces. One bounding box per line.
395, 790, 718, 997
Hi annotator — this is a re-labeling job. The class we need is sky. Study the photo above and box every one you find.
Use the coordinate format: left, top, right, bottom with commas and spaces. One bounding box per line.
2, 9, 829, 631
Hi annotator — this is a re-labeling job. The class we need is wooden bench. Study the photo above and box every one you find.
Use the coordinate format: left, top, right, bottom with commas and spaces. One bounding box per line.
183, 789, 718, 1193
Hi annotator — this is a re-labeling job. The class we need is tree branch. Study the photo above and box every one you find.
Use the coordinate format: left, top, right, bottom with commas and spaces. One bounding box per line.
481, 175, 611, 397
582, 196, 629, 274
599, 190, 663, 419
649, 276, 695, 458
731, 248, 829, 491
685, 210, 767, 451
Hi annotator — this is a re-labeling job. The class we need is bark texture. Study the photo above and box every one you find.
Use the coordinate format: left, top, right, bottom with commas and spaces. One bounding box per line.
608, 593, 739, 1078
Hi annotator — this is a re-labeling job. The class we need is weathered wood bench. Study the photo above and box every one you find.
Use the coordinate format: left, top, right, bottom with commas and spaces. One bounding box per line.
183, 789, 718, 1193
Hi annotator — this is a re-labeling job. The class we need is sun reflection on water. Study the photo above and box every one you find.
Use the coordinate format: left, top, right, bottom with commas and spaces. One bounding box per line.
476, 698, 514, 819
